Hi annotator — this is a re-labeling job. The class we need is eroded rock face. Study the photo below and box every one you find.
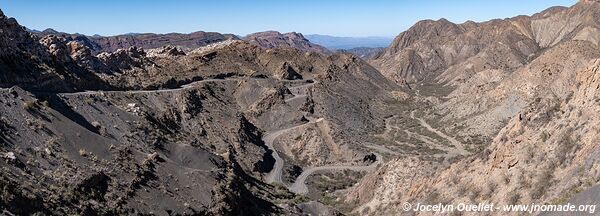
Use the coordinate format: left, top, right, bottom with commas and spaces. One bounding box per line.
97, 46, 149, 71
0, 11, 110, 91
371, 17, 538, 85
277, 62, 303, 80
39, 35, 72, 62
147, 45, 186, 57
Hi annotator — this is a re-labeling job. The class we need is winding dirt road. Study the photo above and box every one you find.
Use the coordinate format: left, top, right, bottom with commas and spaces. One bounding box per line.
410, 110, 467, 155
264, 80, 317, 184
289, 154, 381, 194
58, 77, 262, 96
263, 119, 317, 184
264, 79, 381, 194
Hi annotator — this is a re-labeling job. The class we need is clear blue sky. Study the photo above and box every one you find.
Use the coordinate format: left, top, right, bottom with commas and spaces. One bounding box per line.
2, 0, 577, 37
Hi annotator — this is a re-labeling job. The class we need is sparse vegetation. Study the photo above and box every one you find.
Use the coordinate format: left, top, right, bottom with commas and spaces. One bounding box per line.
291, 194, 310, 204
456, 183, 468, 197
530, 163, 555, 199
310, 170, 364, 193
502, 173, 511, 185
507, 191, 521, 205
481, 181, 497, 200
320, 193, 337, 206
425, 189, 441, 204
468, 186, 482, 202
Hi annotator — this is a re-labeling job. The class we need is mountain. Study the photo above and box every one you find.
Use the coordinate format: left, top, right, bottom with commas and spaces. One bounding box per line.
0, 9, 399, 215
344, 1, 600, 214
243, 31, 332, 55
304, 34, 393, 49
339, 47, 385, 59
4, 1, 600, 215
371, 1, 600, 85
32, 28, 238, 54
0, 13, 109, 92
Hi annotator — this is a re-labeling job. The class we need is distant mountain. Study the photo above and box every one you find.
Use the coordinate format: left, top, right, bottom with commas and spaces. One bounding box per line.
30, 28, 238, 54
338, 47, 384, 59
243, 31, 332, 54
304, 34, 393, 49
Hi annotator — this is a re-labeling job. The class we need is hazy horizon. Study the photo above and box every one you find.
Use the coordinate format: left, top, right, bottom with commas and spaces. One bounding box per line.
2, 0, 577, 37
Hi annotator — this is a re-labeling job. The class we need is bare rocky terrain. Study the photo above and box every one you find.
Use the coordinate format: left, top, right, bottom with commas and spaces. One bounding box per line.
3, 0, 600, 215
345, 0, 600, 215
0, 9, 394, 215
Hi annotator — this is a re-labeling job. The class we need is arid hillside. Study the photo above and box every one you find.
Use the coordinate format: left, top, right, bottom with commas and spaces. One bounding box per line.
3, 1, 600, 215
346, 1, 600, 215
0, 8, 399, 215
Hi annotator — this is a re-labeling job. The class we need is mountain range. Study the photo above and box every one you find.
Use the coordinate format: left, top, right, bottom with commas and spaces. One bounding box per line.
304, 34, 393, 49
2, 1, 600, 215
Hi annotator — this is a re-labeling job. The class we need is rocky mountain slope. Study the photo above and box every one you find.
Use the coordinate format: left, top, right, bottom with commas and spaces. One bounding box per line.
0, 9, 398, 215
345, 1, 600, 215
0, 11, 110, 92
4, 0, 600, 215
372, 0, 600, 86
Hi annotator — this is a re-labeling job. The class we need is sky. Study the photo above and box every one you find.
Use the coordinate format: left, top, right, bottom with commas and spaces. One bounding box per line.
1, 0, 577, 37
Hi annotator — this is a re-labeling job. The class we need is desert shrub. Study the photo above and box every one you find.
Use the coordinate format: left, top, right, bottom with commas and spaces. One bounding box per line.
291, 194, 309, 204
530, 164, 555, 200
502, 173, 511, 185
425, 189, 441, 204
540, 131, 549, 142
320, 194, 337, 205
450, 173, 460, 185
516, 172, 531, 189
555, 128, 577, 166
468, 186, 482, 202
506, 191, 521, 205
481, 181, 497, 200
456, 184, 468, 197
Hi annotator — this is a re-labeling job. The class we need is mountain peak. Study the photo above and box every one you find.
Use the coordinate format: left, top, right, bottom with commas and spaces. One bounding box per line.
244, 31, 331, 54
42, 28, 60, 34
